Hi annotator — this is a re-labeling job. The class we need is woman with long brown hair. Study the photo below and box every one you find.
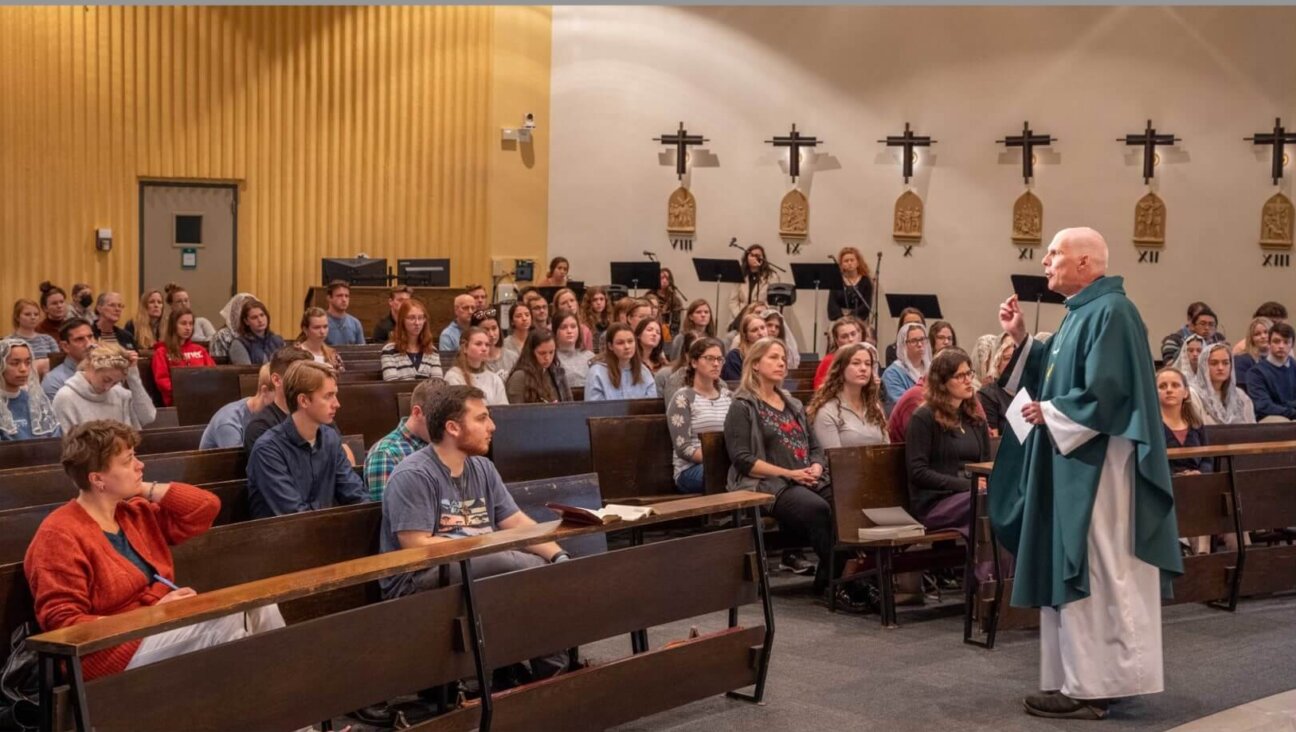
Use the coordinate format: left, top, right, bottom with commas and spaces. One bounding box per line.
579, 286, 610, 351
727, 243, 778, 324
505, 328, 572, 404
585, 322, 656, 401
808, 343, 887, 448
445, 326, 509, 405
380, 299, 443, 381
903, 348, 990, 537
150, 307, 215, 406
666, 336, 731, 493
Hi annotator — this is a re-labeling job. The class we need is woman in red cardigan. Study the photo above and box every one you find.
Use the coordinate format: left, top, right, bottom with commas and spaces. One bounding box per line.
151, 306, 215, 407
24, 420, 283, 680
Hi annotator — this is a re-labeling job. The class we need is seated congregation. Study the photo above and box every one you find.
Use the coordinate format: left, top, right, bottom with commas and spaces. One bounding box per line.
6, 259, 1296, 729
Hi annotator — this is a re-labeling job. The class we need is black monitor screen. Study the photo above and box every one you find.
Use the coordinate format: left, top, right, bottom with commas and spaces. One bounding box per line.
321, 258, 388, 286
397, 258, 451, 287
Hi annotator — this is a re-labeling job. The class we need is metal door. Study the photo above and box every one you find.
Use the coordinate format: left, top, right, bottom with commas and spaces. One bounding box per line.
140, 183, 237, 322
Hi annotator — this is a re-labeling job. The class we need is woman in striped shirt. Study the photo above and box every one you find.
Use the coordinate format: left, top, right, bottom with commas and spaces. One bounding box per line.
666, 337, 732, 493
380, 300, 444, 382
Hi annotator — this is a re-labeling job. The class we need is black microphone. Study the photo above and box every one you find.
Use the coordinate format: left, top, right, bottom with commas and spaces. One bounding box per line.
828, 254, 838, 264
727, 237, 743, 251
643, 250, 658, 261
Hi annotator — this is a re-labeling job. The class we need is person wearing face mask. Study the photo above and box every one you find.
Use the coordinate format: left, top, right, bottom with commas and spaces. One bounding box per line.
444, 327, 509, 405
0, 338, 62, 441
585, 323, 657, 401
505, 329, 571, 404
70, 283, 96, 322
552, 312, 593, 389
881, 322, 931, 413
92, 292, 137, 352
667, 337, 732, 493
52, 342, 157, 431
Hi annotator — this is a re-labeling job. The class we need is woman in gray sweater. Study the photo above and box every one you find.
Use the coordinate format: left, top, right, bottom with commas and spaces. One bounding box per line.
724, 337, 874, 612
51, 342, 157, 432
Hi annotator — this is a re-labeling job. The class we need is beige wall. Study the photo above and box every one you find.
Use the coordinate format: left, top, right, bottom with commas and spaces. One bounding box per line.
549, 6, 1296, 351
0, 6, 552, 330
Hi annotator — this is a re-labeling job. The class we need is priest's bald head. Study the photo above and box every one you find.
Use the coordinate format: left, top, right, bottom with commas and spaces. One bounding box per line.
1043, 227, 1109, 297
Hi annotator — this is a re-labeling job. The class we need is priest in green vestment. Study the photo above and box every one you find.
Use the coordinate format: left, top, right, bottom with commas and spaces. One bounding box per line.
989, 227, 1183, 720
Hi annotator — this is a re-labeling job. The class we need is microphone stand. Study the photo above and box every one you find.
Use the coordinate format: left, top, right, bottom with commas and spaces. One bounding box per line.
871, 252, 883, 340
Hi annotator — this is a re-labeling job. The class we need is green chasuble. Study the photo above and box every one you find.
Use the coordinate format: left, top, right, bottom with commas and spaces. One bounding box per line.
988, 275, 1183, 608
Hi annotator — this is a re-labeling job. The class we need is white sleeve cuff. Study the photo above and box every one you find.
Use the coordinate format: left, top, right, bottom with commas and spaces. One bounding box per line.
1039, 400, 1099, 456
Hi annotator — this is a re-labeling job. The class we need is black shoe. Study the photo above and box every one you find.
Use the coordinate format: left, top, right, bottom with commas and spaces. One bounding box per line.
780, 550, 817, 575
1024, 691, 1109, 720
831, 583, 880, 614
347, 702, 397, 728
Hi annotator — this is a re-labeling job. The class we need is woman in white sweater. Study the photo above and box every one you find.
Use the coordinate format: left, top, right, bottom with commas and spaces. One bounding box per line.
52, 342, 157, 431
444, 326, 509, 405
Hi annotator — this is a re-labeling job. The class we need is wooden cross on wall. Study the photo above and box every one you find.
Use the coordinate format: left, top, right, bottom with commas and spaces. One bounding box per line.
654, 122, 708, 180
878, 123, 936, 184
1246, 118, 1296, 185
1118, 119, 1180, 184
765, 123, 822, 181
997, 121, 1056, 184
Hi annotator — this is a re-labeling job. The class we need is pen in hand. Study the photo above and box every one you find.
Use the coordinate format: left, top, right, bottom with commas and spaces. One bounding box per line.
153, 574, 181, 591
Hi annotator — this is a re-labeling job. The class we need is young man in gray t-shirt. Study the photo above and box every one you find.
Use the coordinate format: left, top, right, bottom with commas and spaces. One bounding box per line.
378, 385, 570, 678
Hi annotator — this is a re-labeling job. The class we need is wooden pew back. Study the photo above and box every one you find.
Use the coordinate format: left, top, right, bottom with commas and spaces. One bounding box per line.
0, 425, 207, 471
587, 415, 677, 502
824, 444, 914, 542
171, 365, 259, 425
489, 399, 664, 482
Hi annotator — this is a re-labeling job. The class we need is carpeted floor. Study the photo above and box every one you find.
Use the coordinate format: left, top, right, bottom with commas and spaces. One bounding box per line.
595, 580, 1296, 732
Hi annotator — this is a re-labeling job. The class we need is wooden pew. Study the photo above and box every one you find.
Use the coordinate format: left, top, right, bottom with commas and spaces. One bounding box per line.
26, 492, 773, 732
0, 448, 246, 512
0, 479, 250, 565
0, 436, 366, 513
0, 475, 607, 674
0, 424, 207, 471
825, 445, 965, 627
587, 415, 678, 503
331, 381, 418, 447
489, 399, 664, 482
170, 365, 259, 425
151, 407, 178, 428
966, 439, 1296, 648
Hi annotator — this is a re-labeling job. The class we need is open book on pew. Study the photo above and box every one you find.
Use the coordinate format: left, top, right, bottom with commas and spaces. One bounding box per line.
546, 502, 657, 526
858, 506, 925, 540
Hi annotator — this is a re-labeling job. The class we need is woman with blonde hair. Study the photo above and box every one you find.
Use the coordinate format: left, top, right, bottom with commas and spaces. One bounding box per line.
808, 342, 887, 448
445, 326, 510, 405
976, 337, 1017, 436
721, 313, 768, 381
126, 289, 165, 350
295, 307, 345, 371
1233, 316, 1272, 388
827, 246, 873, 324
52, 342, 157, 431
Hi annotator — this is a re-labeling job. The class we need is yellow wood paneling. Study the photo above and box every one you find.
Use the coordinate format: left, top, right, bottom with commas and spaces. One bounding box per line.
0, 6, 546, 328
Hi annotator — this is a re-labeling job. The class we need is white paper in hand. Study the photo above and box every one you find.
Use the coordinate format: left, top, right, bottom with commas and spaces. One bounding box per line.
1006, 387, 1035, 443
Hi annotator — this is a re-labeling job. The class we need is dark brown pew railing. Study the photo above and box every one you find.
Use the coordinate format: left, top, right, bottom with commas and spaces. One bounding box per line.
27, 491, 774, 732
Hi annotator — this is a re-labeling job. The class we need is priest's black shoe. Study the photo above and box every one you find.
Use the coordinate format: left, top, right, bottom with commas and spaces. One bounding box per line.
1024, 691, 1109, 720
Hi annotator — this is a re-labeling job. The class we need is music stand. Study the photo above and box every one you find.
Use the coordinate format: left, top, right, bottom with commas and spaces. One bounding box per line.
536, 281, 586, 305
885, 294, 943, 321
1011, 274, 1065, 333
691, 258, 745, 319
610, 262, 661, 298
790, 263, 845, 352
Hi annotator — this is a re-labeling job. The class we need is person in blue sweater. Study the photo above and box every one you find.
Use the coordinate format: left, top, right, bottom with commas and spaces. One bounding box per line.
881, 322, 930, 413
1246, 321, 1296, 421
584, 323, 657, 401
0, 338, 61, 441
